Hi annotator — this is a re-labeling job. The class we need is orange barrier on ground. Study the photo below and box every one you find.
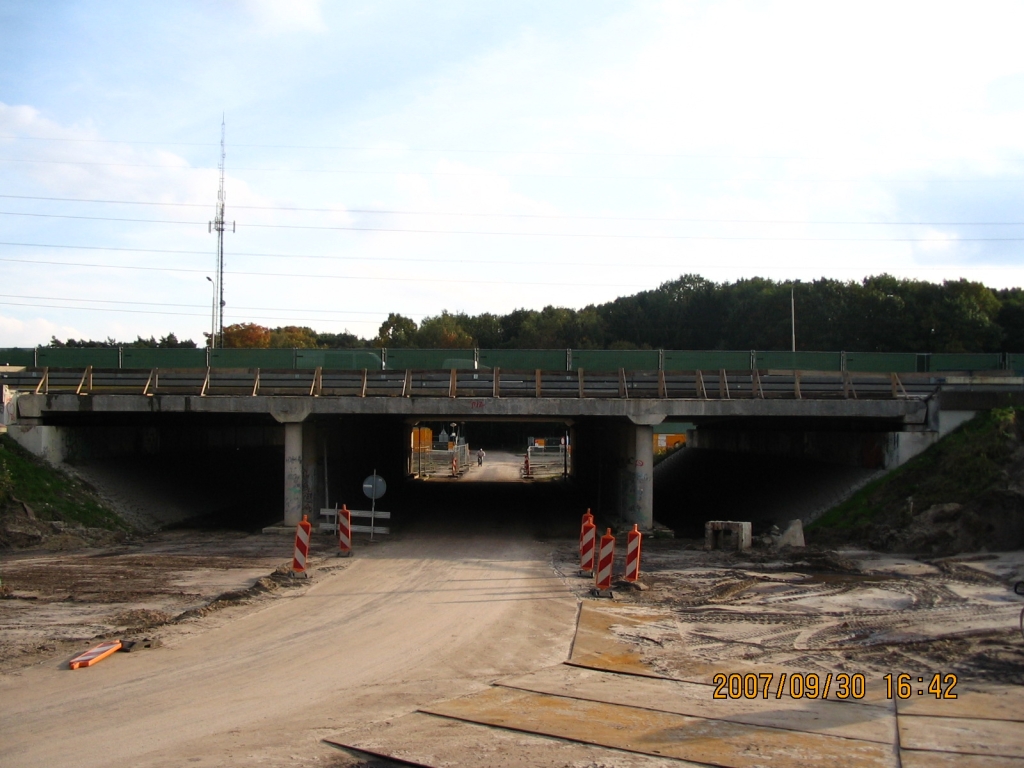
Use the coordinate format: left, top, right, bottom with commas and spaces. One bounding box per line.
580, 519, 596, 575
624, 524, 643, 582
595, 528, 615, 591
292, 514, 312, 574
338, 504, 352, 556
69, 640, 122, 669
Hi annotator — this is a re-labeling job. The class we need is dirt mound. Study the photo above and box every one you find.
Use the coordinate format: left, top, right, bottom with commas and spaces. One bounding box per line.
0, 435, 130, 550
0, 499, 128, 550
810, 408, 1024, 555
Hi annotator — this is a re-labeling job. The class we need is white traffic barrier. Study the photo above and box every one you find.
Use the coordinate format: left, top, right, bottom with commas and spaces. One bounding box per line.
349, 509, 390, 536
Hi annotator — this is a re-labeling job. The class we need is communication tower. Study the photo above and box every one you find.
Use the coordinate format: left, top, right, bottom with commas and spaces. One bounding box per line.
209, 116, 235, 348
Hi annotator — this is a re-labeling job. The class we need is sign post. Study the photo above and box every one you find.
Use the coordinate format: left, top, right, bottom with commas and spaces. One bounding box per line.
361, 471, 387, 542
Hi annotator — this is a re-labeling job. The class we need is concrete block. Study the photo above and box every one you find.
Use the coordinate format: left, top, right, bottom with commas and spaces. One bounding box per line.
704, 521, 752, 551
777, 519, 805, 548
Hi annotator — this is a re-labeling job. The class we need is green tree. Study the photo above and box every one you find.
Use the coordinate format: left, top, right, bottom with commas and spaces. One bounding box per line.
375, 313, 418, 347
222, 323, 271, 348
269, 326, 319, 348
316, 331, 367, 349
416, 311, 474, 348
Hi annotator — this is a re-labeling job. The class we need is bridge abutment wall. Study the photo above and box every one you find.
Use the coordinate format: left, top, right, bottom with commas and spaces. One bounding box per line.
686, 409, 976, 470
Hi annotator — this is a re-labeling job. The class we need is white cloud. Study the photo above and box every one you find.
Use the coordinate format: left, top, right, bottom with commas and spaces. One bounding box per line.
4, 2, 1024, 347
241, 0, 327, 35
0, 314, 86, 347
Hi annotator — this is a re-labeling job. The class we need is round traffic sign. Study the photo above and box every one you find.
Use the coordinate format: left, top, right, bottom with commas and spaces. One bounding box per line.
362, 474, 387, 500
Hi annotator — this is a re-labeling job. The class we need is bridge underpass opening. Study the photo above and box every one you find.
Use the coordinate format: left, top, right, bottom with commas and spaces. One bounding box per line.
408, 419, 573, 483
653, 421, 906, 539
16, 415, 288, 533
318, 417, 582, 536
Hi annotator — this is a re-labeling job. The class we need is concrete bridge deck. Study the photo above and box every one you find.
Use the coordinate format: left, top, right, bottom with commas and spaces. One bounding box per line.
3, 366, 1023, 531
0, 365, 956, 421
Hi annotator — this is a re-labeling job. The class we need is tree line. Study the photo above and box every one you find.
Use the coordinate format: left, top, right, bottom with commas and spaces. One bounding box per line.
48, 274, 1024, 353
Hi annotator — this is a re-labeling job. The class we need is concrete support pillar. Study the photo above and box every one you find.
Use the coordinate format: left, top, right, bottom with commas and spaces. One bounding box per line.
284, 422, 303, 526
627, 423, 655, 530
301, 422, 319, 521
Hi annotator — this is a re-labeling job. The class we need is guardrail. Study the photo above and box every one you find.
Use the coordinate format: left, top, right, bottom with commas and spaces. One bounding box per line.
0, 366, 976, 400
2, 347, 1021, 374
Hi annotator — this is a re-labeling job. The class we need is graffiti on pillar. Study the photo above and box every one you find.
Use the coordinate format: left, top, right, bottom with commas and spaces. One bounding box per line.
302, 467, 318, 517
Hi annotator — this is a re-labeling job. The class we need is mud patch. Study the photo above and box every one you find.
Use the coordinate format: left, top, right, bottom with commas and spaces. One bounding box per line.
0, 529, 337, 673
555, 539, 1024, 686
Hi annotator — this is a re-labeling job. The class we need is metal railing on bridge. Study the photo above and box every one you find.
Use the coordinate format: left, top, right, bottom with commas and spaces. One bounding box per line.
3, 347, 1022, 374
0, 366, 966, 401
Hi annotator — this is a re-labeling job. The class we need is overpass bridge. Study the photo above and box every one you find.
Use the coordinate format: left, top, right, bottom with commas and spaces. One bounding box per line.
3, 359, 1023, 531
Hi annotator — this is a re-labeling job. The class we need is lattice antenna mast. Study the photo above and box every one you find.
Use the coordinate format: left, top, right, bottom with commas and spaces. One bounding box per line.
209, 116, 235, 348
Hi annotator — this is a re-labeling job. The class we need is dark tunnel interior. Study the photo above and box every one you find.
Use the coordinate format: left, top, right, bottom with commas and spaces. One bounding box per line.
50, 415, 882, 538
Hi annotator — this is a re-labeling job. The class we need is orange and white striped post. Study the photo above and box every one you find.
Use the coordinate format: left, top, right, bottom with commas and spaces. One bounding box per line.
579, 509, 594, 544
292, 514, 312, 576
579, 518, 597, 576
624, 524, 643, 582
594, 527, 615, 594
337, 504, 352, 557
69, 640, 122, 669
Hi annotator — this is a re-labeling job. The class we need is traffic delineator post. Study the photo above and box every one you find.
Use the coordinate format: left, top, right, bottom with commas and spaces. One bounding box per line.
624, 523, 643, 582
69, 640, 122, 669
292, 514, 312, 576
579, 519, 596, 577
579, 509, 594, 544
593, 528, 615, 596
337, 504, 352, 557
578, 509, 593, 554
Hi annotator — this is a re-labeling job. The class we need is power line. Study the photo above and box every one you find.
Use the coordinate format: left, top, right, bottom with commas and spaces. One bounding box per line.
2, 241, 1022, 273
2, 255, 1019, 283
4, 134, 1024, 163
4, 211, 1024, 242
1, 210, 205, 225
2, 157, 1022, 183
0, 300, 393, 325
4, 193, 1024, 226
0, 293, 404, 317
0, 256, 653, 288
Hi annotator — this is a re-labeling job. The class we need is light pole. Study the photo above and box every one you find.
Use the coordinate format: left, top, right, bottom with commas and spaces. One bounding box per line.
206, 276, 216, 348
790, 285, 796, 353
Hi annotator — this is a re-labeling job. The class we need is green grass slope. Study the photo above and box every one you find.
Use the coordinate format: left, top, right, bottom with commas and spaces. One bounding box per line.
809, 408, 1024, 554
0, 435, 127, 547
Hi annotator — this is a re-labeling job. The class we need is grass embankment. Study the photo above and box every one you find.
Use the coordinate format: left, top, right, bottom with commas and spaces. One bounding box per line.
809, 408, 1023, 552
0, 434, 125, 531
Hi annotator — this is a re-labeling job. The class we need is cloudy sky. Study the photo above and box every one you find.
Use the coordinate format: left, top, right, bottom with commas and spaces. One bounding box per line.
2, 0, 1023, 347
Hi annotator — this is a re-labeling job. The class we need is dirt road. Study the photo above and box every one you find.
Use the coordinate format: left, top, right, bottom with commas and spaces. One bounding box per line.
461, 450, 523, 482
1, 530, 577, 767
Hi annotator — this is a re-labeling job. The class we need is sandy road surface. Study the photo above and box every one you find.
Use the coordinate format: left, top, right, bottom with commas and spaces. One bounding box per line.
461, 450, 524, 483
1, 531, 577, 767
